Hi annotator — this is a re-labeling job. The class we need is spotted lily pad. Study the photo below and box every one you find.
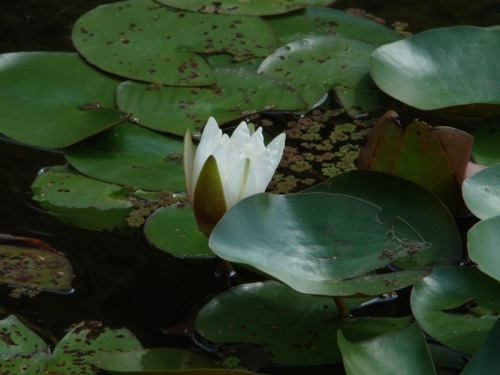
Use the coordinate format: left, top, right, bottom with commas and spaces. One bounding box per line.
258, 35, 380, 117
0, 234, 73, 293
0, 52, 126, 148
72, 0, 278, 86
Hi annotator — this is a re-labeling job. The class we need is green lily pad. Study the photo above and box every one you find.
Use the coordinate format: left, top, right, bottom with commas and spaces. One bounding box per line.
468, 215, 500, 282
461, 318, 500, 375
72, 0, 278, 86
462, 163, 500, 220
307, 170, 462, 268
267, 6, 401, 46
157, 0, 336, 15
144, 205, 214, 258
258, 35, 380, 117
471, 120, 500, 165
195, 280, 412, 365
0, 315, 49, 375
0, 52, 126, 148
411, 266, 500, 355
32, 165, 135, 231
65, 123, 185, 192
338, 324, 436, 375
47, 321, 143, 375
370, 26, 500, 117
116, 69, 307, 135
0, 234, 73, 292
210, 192, 430, 296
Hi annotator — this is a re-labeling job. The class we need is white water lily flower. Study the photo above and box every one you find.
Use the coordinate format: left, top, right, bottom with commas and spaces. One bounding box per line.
184, 117, 286, 236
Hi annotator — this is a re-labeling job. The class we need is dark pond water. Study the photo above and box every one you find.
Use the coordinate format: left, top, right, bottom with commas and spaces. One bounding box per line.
0, 0, 498, 373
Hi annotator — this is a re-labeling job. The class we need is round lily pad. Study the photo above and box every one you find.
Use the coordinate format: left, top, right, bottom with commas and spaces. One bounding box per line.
370, 26, 500, 117
462, 163, 500, 220
468, 216, 500, 282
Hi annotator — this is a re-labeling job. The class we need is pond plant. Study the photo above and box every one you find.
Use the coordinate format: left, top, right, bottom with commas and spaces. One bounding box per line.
0, 0, 500, 374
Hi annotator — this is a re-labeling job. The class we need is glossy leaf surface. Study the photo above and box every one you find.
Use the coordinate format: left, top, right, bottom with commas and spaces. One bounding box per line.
468, 215, 500, 282
462, 163, 500, 220
461, 318, 500, 375
307, 170, 462, 268
0, 52, 126, 148
370, 26, 500, 117
338, 324, 436, 375
196, 280, 412, 365
210, 192, 430, 296
411, 266, 500, 355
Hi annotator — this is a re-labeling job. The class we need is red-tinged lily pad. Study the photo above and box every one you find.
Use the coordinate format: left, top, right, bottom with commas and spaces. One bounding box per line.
196, 280, 412, 365
358, 111, 473, 215
370, 26, 500, 119
0, 52, 127, 148
72, 0, 278, 86
210, 192, 430, 297
411, 266, 500, 356
0, 234, 73, 293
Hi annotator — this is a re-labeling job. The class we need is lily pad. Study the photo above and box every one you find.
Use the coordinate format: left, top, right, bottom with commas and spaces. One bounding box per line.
471, 120, 500, 165
0, 52, 126, 148
0, 234, 73, 292
72, 0, 278, 86
462, 318, 500, 375
258, 35, 380, 117
411, 266, 500, 355
338, 324, 436, 375
32, 166, 134, 231
157, 0, 336, 16
195, 280, 412, 365
210, 192, 430, 296
370, 26, 500, 117
65, 123, 185, 192
468, 215, 500, 282
267, 6, 401, 46
116, 69, 307, 135
307, 170, 462, 268
462, 163, 500, 220
144, 204, 214, 258
47, 321, 143, 375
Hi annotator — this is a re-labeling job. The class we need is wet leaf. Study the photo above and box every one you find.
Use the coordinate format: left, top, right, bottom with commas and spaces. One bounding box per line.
411, 266, 500, 355
116, 69, 307, 135
195, 280, 412, 365
144, 205, 214, 258
47, 321, 143, 375
72, 0, 278, 86
32, 166, 134, 232
65, 123, 185, 192
0, 234, 73, 292
338, 324, 436, 375
468, 215, 500, 282
307, 170, 462, 268
370, 26, 500, 118
157, 0, 336, 16
358, 111, 473, 214
0, 52, 126, 148
258, 35, 380, 117
462, 163, 500, 220
210, 192, 430, 296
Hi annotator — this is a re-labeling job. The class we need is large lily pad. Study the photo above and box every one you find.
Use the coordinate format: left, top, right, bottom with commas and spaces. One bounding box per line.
157, 0, 336, 15
307, 170, 462, 268
195, 280, 412, 365
370, 26, 500, 117
72, 0, 278, 86
0, 234, 73, 292
65, 123, 185, 192
468, 215, 500, 282
338, 324, 436, 375
0, 52, 126, 148
258, 35, 380, 117
116, 69, 307, 135
210, 192, 430, 296
411, 266, 500, 355
461, 319, 500, 375
267, 6, 401, 46
462, 163, 500, 220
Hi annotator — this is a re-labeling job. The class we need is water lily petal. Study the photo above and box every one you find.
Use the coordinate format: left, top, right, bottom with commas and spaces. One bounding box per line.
183, 128, 195, 206
192, 117, 223, 188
